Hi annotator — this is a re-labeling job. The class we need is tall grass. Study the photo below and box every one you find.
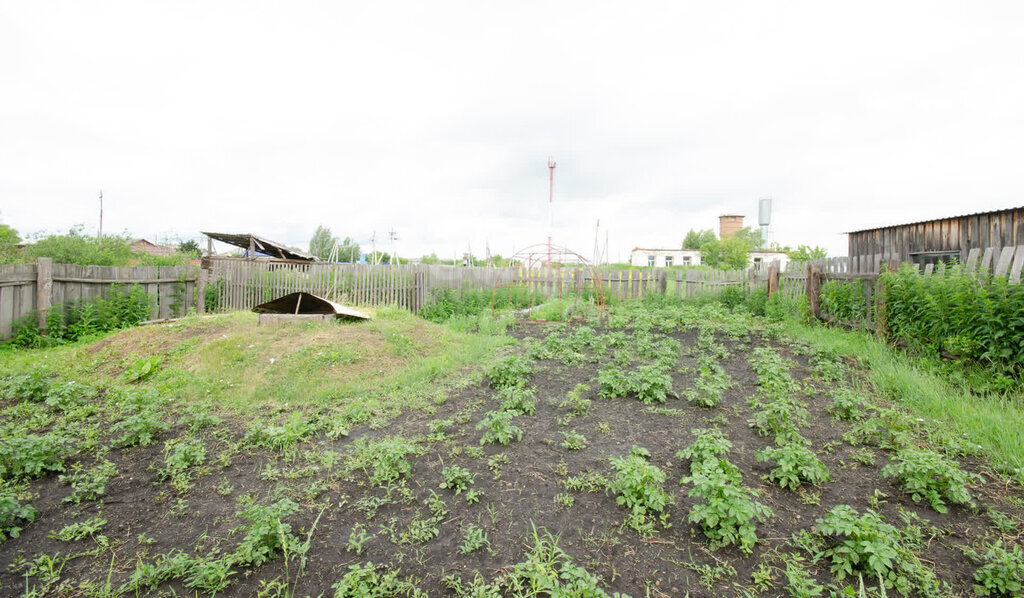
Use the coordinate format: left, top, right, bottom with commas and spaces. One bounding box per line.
784, 322, 1024, 473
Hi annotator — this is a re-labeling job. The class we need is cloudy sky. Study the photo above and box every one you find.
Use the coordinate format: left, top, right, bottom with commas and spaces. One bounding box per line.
2, 1, 1022, 261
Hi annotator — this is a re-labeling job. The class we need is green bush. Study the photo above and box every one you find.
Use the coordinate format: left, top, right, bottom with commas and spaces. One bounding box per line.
476, 410, 523, 445
9, 283, 152, 348
419, 287, 543, 323
820, 280, 868, 321
883, 263, 1024, 376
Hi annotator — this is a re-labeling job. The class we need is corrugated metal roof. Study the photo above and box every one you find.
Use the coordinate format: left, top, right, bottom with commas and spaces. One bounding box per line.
201, 232, 317, 261
847, 206, 1024, 234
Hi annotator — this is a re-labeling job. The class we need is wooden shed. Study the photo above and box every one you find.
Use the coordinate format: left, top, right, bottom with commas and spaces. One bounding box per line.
847, 206, 1024, 272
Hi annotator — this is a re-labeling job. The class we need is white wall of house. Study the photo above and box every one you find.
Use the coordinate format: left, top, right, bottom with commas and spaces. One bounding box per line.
749, 251, 789, 271
629, 248, 703, 268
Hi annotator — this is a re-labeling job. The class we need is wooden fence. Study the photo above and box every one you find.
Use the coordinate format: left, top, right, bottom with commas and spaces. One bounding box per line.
201, 258, 666, 313
0, 259, 198, 340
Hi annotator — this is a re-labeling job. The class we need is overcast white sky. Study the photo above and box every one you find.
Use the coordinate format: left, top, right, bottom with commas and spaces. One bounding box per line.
2, 1, 1023, 261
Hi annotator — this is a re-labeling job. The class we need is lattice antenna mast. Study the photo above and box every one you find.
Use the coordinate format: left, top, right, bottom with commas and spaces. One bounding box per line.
547, 158, 556, 266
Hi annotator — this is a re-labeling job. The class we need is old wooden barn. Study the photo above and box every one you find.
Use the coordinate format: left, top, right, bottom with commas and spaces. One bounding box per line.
847, 206, 1024, 272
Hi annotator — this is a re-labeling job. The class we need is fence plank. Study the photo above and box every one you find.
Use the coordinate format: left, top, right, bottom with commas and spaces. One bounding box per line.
994, 246, 1015, 277
1011, 245, 1024, 284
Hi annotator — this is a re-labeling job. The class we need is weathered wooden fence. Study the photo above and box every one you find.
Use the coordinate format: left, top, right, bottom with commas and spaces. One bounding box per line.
200, 259, 666, 313
0, 259, 198, 340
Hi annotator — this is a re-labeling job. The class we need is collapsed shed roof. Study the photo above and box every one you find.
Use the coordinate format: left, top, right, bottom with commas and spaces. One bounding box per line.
252, 292, 370, 320
201, 232, 318, 261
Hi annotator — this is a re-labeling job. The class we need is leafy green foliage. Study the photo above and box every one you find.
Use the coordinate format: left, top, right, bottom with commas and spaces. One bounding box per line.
459, 524, 491, 555
828, 387, 872, 420
560, 383, 592, 416
345, 436, 421, 486
608, 446, 673, 535
560, 430, 588, 451
969, 540, 1024, 597
10, 283, 152, 347
597, 364, 673, 404
881, 448, 976, 512
123, 356, 161, 383
0, 432, 74, 480
683, 228, 717, 250
332, 562, 420, 597
232, 498, 300, 568
683, 459, 772, 554
809, 505, 941, 595
60, 458, 118, 505
0, 481, 38, 542
487, 355, 533, 390
677, 427, 732, 471
159, 437, 207, 485
21, 227, 192, 266
498, 528, 626, 597
440, 465, 476, 494
883, 263, 1024, 377
685, 355, 732, 408
498, 386, 537, 416
242, 413, 313, 452
476, 410, 523, 445
111, 405, 169, 448
821, 280, 868, 322
419, 287, 542, 323
756, 442, 830, 490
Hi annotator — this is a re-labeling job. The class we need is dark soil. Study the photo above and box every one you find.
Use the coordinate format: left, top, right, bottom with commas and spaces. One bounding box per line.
1, 318, 1022, 597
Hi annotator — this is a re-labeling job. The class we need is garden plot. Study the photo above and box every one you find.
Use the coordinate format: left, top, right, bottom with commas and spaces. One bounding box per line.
1, 303, 1022, 597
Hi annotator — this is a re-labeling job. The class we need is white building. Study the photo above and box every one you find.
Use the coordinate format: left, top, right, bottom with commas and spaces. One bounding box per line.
629, 248, 703, 268
749, 250, 789, 271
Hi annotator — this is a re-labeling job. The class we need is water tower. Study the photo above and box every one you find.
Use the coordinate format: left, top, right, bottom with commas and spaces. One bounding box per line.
758, 198, 772, 239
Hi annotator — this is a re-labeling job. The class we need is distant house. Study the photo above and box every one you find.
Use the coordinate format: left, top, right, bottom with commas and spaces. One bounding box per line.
629, 248, 702, 268
749, 250, 789, 271
130, 239, 177, 257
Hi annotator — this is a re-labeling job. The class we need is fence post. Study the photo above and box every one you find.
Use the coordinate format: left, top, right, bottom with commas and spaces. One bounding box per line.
196, 267, 209, 314
657, 270, 667, 294
36, 258, 52, 331
767, 264, 779, 298
806, 264, 822, 320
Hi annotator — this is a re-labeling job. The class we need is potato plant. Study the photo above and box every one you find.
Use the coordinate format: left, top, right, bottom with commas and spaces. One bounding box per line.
881, 447, 976, 513
756, 442, 830, 490
608, 446, 673, 536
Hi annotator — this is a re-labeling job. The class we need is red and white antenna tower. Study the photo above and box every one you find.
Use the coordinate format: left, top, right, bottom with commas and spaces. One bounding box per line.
547, 157, 556, 266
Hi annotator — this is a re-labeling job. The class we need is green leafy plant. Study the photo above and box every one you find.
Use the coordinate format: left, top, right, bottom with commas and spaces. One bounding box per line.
344, 436, 421, 486
498, 386, 537, 416
560, 383, 592, 416
756, 442, 831, 490
440, 465, 476, 494
809, 505, 941, 595
0, 481, 38, 542
607, 446, 673, 536
476, 410, 523, 445
60, 458, 118, 505
560, 430, 588, 451
231, 498, 301, 568
159, 437, 207, 488
968, 539, 1024, 597
487, 355, 532, 390
0, 432, 74, 480
123, 356, 161, 383
881, 447, 976, 513
459, 524, 491, 555
683, 459, 772, 554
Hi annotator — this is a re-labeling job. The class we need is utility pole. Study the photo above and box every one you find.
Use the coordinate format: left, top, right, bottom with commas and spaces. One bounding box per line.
547, 158, 556, 266
388, 228, 398, 264
98, 190, 104, 242
370, 231, 377, 264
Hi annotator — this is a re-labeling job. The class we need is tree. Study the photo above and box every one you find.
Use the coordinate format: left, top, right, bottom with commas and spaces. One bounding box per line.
682, 229, 717, 250
789, 245, 828, 262
336, 237, 360, 262
178, 240, 201, 257
733, 227, 765, 250
0, 224, 20, 264
309, 226, 336, 259
701, 236, 750, 269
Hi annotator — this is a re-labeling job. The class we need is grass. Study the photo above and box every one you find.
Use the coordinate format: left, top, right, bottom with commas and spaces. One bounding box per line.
783, 321, 1024, 474
0, 307, 513, 418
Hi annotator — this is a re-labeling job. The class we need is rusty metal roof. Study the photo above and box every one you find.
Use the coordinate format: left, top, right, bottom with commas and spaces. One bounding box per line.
847, 206, 1024, 234
252, 292, 370, 319
201, 232, 318, 261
